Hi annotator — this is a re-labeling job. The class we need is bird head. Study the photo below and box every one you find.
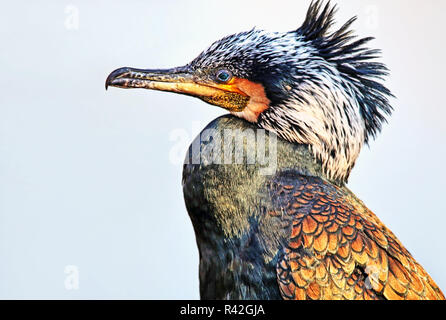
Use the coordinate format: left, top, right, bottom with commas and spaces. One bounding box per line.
106, 0, 393, 182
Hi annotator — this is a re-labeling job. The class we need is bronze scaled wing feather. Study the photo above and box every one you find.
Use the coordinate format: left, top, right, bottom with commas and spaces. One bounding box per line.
270, 173, 445, 300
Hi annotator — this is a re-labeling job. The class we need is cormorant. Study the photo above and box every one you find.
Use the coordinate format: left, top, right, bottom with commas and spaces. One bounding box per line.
105, 0, 444, 300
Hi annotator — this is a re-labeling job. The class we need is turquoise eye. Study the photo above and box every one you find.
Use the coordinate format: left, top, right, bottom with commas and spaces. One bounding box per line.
216, 70, 232, 83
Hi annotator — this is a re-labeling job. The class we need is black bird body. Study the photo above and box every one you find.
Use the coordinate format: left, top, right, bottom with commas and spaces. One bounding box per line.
106, 1, 444, 299
182, 116, 314, 299
183, 115, 444, 300
183, 115, 325, 299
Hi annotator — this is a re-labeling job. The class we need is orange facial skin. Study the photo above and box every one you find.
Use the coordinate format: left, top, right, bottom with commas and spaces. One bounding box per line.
207, 77, 271, 122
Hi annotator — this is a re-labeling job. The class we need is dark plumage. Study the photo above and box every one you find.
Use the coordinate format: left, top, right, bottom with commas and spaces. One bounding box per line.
106, 0, 444, 300
182, 115, 444, 300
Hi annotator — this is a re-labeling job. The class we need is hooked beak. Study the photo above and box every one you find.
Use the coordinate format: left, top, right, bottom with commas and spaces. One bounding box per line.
105, 66, 250, 112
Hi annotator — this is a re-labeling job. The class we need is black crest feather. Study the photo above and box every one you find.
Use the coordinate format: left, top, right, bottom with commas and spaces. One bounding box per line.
297, 0, 393, 142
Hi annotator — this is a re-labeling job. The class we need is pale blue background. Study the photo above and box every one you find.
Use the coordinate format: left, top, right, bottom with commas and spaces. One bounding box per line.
1, 0, 445, 299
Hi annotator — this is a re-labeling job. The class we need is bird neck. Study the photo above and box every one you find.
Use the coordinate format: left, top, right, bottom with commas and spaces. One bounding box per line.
189, 117, 344, 226
183, 115, 344, 237
258, 83, 365, 183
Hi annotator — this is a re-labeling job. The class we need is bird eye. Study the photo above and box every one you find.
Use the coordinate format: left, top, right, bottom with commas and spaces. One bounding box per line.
216, 70, 232, 83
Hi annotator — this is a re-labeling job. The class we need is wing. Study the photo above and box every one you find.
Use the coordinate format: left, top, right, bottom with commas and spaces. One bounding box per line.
268, 173, 444, 300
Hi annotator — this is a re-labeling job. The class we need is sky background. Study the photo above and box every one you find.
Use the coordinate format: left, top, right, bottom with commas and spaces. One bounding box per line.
1, 0, 445, 299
